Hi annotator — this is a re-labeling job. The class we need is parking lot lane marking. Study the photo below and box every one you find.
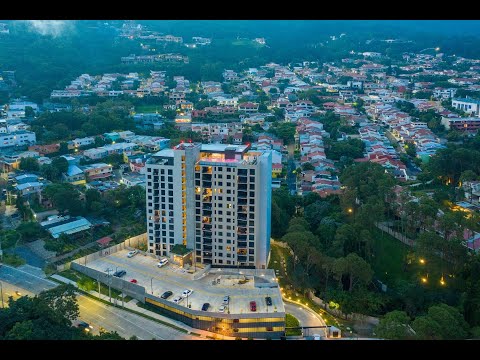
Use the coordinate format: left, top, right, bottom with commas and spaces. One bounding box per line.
97, 314, 106, 320
116, 325, 126, 331
24, 280, 33, 285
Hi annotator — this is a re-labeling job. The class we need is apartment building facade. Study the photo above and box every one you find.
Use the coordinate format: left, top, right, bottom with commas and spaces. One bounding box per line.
146, 143, 272, 269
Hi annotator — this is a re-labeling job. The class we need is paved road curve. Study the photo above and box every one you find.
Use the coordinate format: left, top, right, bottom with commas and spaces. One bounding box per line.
284, 300, 328, 337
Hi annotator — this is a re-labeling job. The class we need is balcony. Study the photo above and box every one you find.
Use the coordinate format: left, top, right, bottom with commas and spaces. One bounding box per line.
203, 244, 212, 251
238, 219, 247, 227
203, 196, 212, 203
203, 204, 212, 210
237, 213, 247, 220
202, 224, 212, 231
202, 230, 212, 237
237, 191, 248, 198
238, 206, 247, 213
202, 209, 212, 216
202, 173, 212, 181
238, 235, 247, 242
237, 255, 247, 262
238, 241, 247, 248
237, 227, 247, 235
238, 199, 247, 205
238, 176, 247, 183
238, 184, 247, 191
203, 238, 212, 244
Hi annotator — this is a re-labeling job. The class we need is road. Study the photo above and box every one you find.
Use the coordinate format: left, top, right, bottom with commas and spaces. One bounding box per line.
284, 300, 328, 338
0, 264, 57, 295
0, 264, 203, 339
77, 294, 201, 340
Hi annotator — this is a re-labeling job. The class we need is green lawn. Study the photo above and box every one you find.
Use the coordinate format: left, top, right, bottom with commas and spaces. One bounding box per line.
372, 226, 455, 292
59, 269, 125, 300
371, 227, 411, 285
135, 105, 162, 113
285, 314, 302, 336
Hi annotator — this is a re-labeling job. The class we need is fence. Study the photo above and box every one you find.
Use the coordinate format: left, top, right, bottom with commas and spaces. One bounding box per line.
56, 233, 148, 271
375, 222, 414, 247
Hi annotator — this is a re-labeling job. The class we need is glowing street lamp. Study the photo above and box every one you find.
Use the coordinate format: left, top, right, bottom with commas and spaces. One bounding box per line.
419, 258, 425, 265
440, 276, 446, 286
421, 277, 428, 284
347, 208, 353, 214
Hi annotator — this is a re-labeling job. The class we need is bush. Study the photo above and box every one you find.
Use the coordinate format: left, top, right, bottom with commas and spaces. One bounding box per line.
2, 253, 26, 267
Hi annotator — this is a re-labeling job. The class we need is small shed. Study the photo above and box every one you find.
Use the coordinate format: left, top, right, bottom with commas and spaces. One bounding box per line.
97, 236, 113, 248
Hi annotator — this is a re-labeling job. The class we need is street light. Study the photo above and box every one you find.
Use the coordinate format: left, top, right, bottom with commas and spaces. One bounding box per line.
419, 258, 425, 265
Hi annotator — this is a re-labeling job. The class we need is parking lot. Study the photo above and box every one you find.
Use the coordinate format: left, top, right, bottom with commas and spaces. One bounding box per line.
83, 249, 284, 315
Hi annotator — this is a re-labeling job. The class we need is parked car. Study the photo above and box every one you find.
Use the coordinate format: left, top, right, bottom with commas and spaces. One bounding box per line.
201, 303, 210, 311
127, 250, 138, 258
218, 305, 227, 313
181, 289, 193, 298
161, 291, 173, 299
249, 301, 257, 312
157, 258, 169, 268
113, 270, 126, 277
173, 296, 183, 304
312, 334, 322, 340
265, 296, 272, 306
130, 279, 138, 284
223, 295, 230, 305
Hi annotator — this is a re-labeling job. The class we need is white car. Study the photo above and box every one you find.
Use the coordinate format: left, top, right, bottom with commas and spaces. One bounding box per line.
218, 305, 227, 312
127, 250, 138, 258
181, 289, 193, 298
312, 334, 322, 340
173, 296, 183, 304
157, 258, 169, 267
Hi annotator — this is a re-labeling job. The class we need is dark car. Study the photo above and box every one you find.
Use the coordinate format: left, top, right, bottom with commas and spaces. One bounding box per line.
265, 296, 272, 306
77, 320, 93, 332
161, 291, 173, 299
113, 270, 126, 277
249, 301, 257, 312
201, 303, 210, 311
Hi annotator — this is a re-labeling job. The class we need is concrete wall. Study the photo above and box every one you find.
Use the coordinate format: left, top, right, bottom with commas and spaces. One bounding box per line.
71, 261, 147, 302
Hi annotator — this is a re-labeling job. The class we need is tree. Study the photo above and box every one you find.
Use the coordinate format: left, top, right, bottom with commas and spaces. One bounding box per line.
412, 303, 469, 340
19, 157, 40, 172
38, 284, 79, 323
52, 157, 69, 175
301, 162, 315, 171
24, 106, 36, 118
42, 183, 83, 215
375, 311, 414, 339
304, 200, 330, 232
333, 253, 373, 292
15, 222, 46, 242
405, 142, 417, 158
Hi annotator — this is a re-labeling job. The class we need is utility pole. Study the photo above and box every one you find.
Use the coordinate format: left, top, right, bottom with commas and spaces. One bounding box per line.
150, 277, 153, 295
121, 282, 124, 308
0, 281, 4, 309
105, 268, 112, 302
